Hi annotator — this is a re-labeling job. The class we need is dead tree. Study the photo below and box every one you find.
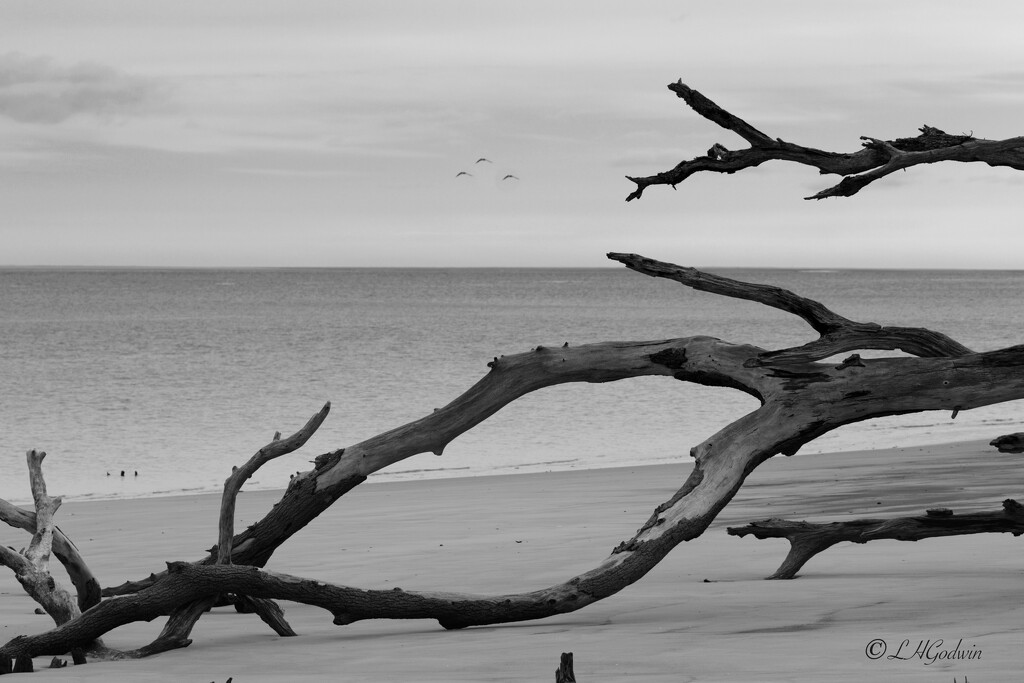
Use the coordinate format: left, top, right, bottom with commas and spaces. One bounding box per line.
4, 81, 1024, 669
625, 80, 1024, 201
728, 499, 1024, 579
4, 251, 1024, 666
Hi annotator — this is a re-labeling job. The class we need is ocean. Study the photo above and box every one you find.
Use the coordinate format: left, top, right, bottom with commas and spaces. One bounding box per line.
2, 266, 1022, 505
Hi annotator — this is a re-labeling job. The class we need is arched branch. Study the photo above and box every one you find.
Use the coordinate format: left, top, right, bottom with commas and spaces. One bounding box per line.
8, 339, 1024, 660
9, 254, 1024, 662
104, 252, 983, 598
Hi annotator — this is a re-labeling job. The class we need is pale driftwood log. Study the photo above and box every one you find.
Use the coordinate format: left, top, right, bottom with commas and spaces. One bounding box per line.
10, 253, 1024, 663
0, 451, 81, 628
0, 499, 101, 612
624, 81, 1024, 201
728, 499, 1024, 579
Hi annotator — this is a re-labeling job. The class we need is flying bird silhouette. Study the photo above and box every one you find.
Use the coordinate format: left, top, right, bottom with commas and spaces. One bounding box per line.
502, 174, 519, 181
455, 171, 473, 178
475, 158, 492, 164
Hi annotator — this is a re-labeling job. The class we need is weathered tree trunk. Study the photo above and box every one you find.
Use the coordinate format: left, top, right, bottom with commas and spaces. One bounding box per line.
6, 253, 1024, 662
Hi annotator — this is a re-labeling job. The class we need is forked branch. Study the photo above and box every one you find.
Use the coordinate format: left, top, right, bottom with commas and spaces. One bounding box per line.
0, 452, 82, 628
625, 81, 1024, 201
0, 500, 101, 612
133, 404, 330, 656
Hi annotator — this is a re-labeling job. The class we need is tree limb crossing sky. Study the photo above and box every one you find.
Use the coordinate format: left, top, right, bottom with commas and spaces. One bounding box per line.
2, 1, 1023, 268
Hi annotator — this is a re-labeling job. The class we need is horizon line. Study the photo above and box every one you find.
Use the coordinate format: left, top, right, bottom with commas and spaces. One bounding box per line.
1, 263, 1022, 273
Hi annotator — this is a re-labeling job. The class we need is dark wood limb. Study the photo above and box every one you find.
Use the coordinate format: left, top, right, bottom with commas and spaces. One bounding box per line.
208, 406, 329, 639
124, 406, 327, 654
608, 252, 973, 362
624, 81, 1024, 201
125, 597, 215, 658
728, 499, 1024, 579
233, 595, 296, 637
218, 403, 330, 563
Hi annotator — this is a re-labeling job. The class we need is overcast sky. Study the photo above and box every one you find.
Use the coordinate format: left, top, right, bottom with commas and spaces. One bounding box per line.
2, 1, 1023, 268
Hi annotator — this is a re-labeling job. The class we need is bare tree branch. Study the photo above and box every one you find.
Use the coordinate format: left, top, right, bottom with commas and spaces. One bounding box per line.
12, 321, 1024, 657
128, 405, 330, 657
625, 81, 1024, 201
0, 500, 101, 612
608, 252, 974, 362
219, 402, 330, 563
15, 253, 1024, 663
102, 253, 997, 601
728, 499, 1024, 579
0, 452, 81, 628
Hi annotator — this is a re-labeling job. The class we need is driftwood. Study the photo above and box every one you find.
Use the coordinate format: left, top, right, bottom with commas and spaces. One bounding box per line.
990, 433, 1024, 453
0, 408, 327, 664
4, 251, 1024, 666
0, 452, 81, 628
555, 652, 576, 683
0, 500, 100, 613
0, 452, 93, 673
624, 81, 1024, 201
728, 499, 1024, 579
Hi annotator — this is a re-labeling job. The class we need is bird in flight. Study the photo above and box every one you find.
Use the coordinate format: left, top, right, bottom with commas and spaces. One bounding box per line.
476, 157, 492, 164
455, 171, 473, 178
502, 174, 518, 181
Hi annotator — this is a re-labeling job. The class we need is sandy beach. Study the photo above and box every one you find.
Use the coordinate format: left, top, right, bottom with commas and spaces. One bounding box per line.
2, 438, 1020, 681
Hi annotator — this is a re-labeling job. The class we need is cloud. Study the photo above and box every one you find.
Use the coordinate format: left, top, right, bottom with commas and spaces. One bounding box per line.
0, 52, 167, 124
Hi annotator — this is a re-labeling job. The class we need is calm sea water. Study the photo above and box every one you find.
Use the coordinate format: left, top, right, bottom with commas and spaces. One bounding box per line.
1, 267, 1022, 505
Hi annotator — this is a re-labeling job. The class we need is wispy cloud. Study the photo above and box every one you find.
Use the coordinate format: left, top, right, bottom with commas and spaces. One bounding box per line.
0, 52, 168, 124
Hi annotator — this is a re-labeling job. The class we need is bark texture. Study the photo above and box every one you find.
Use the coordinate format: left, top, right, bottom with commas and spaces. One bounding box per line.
0, 452, 82, 628
728, 499, 1024, 579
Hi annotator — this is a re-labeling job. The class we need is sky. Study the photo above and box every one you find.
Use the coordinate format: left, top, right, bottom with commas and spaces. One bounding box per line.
2, 1, 1023, 268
